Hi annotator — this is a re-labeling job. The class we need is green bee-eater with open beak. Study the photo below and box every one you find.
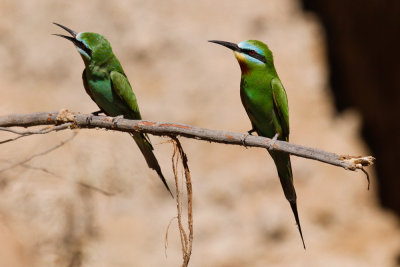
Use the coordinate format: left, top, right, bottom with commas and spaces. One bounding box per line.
53, 23, 172, 196
209, 40, 305, 249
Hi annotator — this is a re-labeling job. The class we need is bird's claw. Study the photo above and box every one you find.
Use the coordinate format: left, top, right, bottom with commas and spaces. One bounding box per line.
267, 133, 279, 151
112, 115, 124, 128
86, 110, 104, 125
241, 128, 256, 147
247, 128, 256, 135
91, 110, 104, 116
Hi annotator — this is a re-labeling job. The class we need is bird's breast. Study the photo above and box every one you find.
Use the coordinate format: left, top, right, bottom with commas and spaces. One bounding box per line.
240, 76, 277, 137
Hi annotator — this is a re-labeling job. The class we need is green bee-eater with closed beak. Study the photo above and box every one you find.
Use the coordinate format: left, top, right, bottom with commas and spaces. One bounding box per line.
209, 40, 305, 249
53, 23, 172, 196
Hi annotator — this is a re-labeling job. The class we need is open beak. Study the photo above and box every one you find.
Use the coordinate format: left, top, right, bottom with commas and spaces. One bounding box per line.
208, 40, 240, 52
53, 22, 77, 37
52, 22, 81, 46
52, 22, 92, 58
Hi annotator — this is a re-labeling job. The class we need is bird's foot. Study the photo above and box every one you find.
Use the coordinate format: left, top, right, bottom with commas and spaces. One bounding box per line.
112, 115, 124, 128
247, 128, 256, 135
86, 110, 104, 125
241, 129, 255, 148
267, 133, 279, 151
91, 110, 104, 116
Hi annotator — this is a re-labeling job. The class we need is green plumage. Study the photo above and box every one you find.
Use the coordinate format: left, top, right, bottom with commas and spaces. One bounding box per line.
210, 39, 305, 248
54, 23, 172, 196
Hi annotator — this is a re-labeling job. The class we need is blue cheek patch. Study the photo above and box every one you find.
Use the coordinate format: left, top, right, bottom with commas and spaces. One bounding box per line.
77, 48, 90, 59
245, 54, 264, 65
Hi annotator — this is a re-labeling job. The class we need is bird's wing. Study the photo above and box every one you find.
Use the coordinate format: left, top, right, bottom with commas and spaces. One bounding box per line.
110, 70, 152, 145
271, 78, 290, 140
110, 70, 142, 120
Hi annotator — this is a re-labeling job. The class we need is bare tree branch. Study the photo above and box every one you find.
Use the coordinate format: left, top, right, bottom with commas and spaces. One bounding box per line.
0, 110, 375, 173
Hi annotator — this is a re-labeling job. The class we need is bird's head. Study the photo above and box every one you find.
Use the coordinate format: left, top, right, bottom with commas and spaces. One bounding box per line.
209, 40, 274, 73
53, 22, 113, 66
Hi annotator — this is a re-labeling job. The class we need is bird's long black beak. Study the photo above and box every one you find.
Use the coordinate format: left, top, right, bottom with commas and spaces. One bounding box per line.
208, 40, 240, 52
52, 22, 82, 47
52, 22, 92, 58
53, 22, 77, 38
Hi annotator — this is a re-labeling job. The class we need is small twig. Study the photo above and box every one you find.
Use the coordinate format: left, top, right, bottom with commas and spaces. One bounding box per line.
361, 168, 371, 190
0, 124, 71, 135
164, 216, 177, 259
339, 155, 374, 188
0, 124, 72, 144
0, 134, 28, 144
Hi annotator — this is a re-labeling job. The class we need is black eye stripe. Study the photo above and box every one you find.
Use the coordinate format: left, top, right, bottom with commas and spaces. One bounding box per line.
242, 49, 266, 63
77, 41, 92, 57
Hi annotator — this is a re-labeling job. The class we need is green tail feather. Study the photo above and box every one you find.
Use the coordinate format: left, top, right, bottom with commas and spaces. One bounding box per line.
131, 133, 173, 197
269, 150, 306, 249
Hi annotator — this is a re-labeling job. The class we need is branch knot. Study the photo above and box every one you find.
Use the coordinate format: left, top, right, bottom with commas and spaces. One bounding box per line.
339, 155, 376, 170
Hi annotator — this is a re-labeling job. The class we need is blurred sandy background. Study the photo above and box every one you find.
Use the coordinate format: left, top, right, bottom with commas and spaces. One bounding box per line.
0, 0, 399, 266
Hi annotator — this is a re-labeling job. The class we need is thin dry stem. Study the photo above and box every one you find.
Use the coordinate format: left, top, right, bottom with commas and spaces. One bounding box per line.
0, 124, 72, 144
164, 216, 177, 259
170, 137, 193, 267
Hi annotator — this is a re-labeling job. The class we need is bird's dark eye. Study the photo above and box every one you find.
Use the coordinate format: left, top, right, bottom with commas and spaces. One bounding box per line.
249, 50, 256, 55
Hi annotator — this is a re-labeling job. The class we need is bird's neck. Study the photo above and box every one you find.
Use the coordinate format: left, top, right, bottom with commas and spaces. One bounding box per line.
85, 55, 124, 77
241, 65, 278, 81
238, 61, 250, 74
86, 63, 109, 78
239, 62, 278, 77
